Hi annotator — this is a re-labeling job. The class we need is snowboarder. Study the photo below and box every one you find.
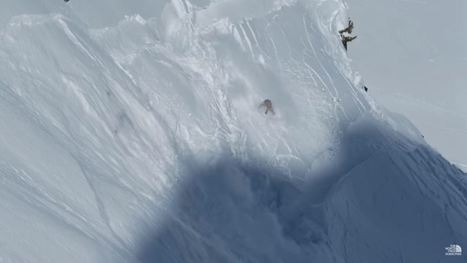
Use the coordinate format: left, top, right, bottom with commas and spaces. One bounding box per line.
339, 19, 354, 35
363, 86, 368, 92
339, 18, 357, 51
260, 99, 275, 115
341, 35, 357, 51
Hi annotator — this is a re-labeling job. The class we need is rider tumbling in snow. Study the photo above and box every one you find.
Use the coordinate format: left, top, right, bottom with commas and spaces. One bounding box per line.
339, 18, 357, 51
260, 99, 275, 115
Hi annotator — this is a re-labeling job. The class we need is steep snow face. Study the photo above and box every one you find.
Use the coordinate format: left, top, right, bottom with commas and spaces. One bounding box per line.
346, 0, 467, 171
325, 115, 467, 263
0, 0, 466, 262
0, 0, 168, 28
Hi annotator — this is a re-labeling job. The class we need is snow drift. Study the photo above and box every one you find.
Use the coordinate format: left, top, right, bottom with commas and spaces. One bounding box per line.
0, 0, 466, 262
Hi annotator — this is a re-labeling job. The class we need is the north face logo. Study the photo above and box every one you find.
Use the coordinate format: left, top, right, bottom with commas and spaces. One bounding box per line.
445, 244, 462, 256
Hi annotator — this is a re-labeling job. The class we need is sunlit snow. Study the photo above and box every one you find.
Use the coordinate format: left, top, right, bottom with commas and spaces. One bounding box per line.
0, 0, 466, 262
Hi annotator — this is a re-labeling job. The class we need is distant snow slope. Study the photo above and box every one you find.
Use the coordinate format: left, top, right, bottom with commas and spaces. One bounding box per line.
0, 0, 466, 262
347, 0, 467, 171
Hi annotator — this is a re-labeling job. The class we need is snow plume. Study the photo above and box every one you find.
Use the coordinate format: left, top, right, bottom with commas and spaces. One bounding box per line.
0, 0, 466, 262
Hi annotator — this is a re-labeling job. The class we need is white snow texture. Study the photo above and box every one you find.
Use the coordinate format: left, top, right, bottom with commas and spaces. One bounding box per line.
347, 0, 467, 172
0, 0, 466, 262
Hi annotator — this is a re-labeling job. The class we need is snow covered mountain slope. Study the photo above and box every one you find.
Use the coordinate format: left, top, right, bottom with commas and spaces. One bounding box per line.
0, 0, 466, 262
346, 0, 467, 171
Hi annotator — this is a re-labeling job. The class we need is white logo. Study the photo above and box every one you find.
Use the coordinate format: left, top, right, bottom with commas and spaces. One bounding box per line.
445, 244, 462, 256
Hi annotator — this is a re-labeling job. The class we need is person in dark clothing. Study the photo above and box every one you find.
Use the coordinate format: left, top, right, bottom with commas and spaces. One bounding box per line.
339, 18, 357, 51
341, 35, 357, 51
260, 99, 275, 115
363, 86, 368, 92
339, 19, 354, 35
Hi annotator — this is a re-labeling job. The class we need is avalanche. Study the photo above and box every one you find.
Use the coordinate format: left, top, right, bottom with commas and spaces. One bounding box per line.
0, 0, 466, 262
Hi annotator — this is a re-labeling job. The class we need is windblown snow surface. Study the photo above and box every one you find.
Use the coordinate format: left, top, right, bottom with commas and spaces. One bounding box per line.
346, 0, 467, 172
0, 0, 466, 262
